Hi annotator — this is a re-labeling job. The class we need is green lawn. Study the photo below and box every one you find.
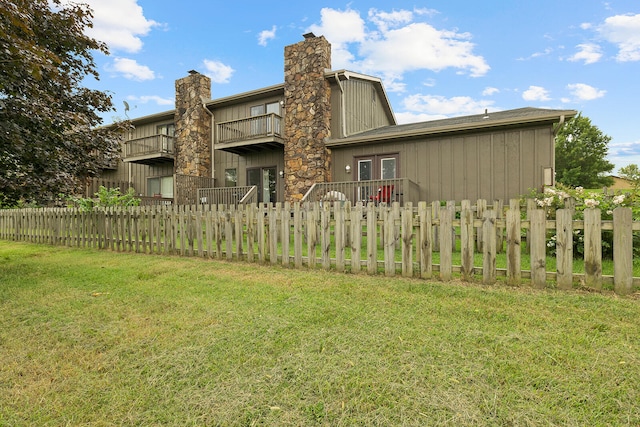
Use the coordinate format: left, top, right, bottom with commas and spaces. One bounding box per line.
1, 241, 639, 426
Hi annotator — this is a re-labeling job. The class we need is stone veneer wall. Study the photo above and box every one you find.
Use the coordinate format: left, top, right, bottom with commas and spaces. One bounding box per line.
174, 72, 212, 177
283, 36, 332, 202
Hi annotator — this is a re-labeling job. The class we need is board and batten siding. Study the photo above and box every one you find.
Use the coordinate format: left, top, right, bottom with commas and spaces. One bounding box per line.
330, 78, 394, 139
331, 124, 554, 202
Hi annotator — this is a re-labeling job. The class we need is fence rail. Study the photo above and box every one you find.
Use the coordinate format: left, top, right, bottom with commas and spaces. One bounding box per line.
216, 113, 282, 145
1, 200, 638, 295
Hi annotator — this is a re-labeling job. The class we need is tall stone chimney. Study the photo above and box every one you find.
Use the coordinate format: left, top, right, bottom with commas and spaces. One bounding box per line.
174, 71, 212, 177
283, 34, 332, 202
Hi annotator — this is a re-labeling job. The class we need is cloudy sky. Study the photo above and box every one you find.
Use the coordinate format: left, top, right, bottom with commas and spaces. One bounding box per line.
76, 0, 640, 172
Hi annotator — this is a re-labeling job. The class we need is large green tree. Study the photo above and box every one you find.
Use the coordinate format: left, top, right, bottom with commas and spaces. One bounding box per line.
555, 113, 614, 188
0, 0, 124, 206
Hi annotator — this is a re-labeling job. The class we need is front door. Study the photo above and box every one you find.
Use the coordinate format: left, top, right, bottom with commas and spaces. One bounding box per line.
247, 167, 276, 203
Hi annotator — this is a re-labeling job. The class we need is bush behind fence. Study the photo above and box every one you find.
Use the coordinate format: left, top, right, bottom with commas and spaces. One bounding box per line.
0, 200, 637, 295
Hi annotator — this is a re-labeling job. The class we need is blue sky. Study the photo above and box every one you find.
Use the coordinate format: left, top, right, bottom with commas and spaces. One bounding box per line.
78, 0, 640, 173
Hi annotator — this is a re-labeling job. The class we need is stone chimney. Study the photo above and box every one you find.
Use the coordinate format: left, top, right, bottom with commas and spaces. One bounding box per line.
283, 34, 332, 202
174, 71, 212, 177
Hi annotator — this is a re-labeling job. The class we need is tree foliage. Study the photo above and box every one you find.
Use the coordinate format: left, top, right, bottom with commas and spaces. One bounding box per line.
0, 0, 126, 206
555, 113, 614, 188
618, 164, 640, 189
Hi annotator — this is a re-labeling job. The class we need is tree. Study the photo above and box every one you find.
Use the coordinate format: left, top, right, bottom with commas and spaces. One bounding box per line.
555, 113, 614, 188
0, 0, 125, 206
618, 164, 640, 189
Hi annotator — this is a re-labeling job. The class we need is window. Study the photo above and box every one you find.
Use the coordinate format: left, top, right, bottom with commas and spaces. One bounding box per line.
250, 102, 281, 136
355, 154, 399, 181
225, 168, 237, 187
147, 176, 174, 198
157, 124, 175, 137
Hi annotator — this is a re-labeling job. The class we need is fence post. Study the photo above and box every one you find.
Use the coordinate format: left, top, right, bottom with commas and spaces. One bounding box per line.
613, 207, 633, 295
401, 204, 413, 277
482, 210, 497, 285
281, 202, 290, 266
384, 205, 396, 276
294, 203, 302, 267
335, 204, 345, 272
460, 200, 474, 281
506, 199, 521, 286
367, 203, 377, 274
556, 208, 573, 290
583, 208, 602, 290
418, 202, 433, 279
439, 206, 452, 281
320, 203, 331, 270
350, 203, 362, 273
529, 208, 547, 289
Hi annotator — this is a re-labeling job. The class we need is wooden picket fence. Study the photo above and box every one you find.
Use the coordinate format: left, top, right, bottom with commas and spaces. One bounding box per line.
0, 200, 638, 295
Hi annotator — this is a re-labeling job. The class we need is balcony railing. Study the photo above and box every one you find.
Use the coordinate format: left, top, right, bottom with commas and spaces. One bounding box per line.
123, 135, 175, 164
302, 178, 420, 206
197, 186, 258, 206
216, 113, 282, 145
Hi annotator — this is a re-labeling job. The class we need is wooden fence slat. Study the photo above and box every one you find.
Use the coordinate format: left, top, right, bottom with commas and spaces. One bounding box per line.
482, 210, 497, 285
384, 205, 396, 277
418, 202, 433, 279
401, 205, 413, 277
460, 203, 474, 281
613, 207, 633, 295
351, 203, 362, 273
506, 202, 521, 286
367, 203, 377, 274
439, 206, 452, 281
335, 204, 345, 272
529, 209, 547, 289
270, 204, 278, 265
583, 208, 602, 290
293, 203, 302, 267
281, 202, 290, 266
321, 203, 331, 270
556, 208, 573, 290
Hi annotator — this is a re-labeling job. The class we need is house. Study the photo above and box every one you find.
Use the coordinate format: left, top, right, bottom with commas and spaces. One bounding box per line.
97, 34, 577, 205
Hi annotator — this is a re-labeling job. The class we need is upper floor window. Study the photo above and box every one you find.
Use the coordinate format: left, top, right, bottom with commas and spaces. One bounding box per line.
157, 124, 175, 137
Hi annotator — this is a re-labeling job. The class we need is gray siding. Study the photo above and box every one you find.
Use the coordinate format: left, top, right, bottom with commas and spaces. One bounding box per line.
330, 79, 394, 138
331, 124, 554, 202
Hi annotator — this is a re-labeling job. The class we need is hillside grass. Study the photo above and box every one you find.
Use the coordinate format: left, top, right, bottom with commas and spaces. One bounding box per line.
1, 241, 639, 426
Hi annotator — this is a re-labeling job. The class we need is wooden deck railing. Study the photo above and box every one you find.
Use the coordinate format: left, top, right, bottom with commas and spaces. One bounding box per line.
197, 186, 257, 206
124, 135, 175, 157
216, 113, 282, 145
302, 178, 420, 206
1, 201, 638, 295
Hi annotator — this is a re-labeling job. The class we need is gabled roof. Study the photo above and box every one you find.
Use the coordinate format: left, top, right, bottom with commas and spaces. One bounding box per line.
326, 107, 578, 147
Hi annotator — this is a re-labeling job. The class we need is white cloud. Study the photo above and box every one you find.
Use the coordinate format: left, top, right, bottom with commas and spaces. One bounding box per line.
395, 111, 448, 123
70, 0, 159, 53
127, 95, 173, 106
202, 60, 235, 84
608, 140, 640, 169
598, 13, 640, 61
522, 86, 550, 102
482, 87, 499, 96
307, 7, 489, 92
567, 83, 606, 101
401, 94, 495, 118
568, 43, 602, 64
108, 57, 155, 81
258, 25, 277, 46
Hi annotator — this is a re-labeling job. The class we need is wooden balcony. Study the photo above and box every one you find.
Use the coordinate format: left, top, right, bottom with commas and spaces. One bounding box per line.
216, 113, 283, 155
123, 135, 175, 165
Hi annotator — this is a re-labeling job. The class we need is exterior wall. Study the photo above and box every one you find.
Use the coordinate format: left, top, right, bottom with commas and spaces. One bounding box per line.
331, 124, 555, 202
330, 78, 394, 138
213, 95, 284, 123
283, 35, 332, 202
214, 148, 285, 199
174, 72, 212, 177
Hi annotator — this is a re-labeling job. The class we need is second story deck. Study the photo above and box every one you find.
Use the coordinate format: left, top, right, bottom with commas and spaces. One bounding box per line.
215, 113, 283, 155
123, 134, 175, 165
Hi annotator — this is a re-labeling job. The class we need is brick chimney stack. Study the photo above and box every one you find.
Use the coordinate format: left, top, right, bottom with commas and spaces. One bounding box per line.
283, 34, 332, 202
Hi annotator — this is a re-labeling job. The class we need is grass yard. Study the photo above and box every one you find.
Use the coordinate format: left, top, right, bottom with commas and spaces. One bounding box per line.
1, 241, 639, 426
